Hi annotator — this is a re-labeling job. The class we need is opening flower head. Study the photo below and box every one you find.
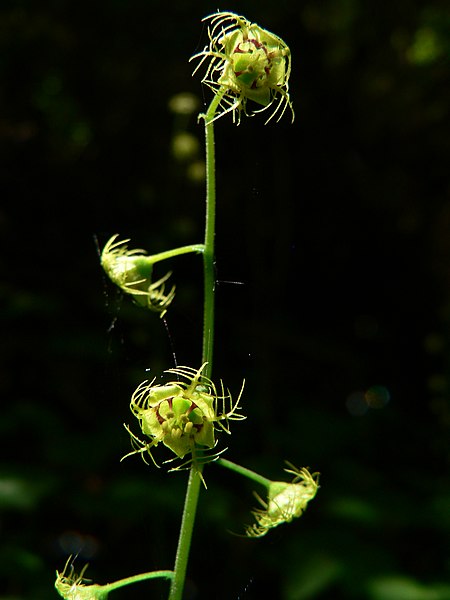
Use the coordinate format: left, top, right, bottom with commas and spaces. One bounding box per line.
246, 463, 319, 537
55, 558, 108, 600
101, 235, 175, 317
191, 11, 294, 124
122, 364, 245, 483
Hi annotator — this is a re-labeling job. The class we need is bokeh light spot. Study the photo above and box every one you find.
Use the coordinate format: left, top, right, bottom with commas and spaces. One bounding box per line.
346, 385, 390, 415
365, 385, 390, 409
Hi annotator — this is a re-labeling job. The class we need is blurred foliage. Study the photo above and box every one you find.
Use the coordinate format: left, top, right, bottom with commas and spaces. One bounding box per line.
0, 0, 449, 599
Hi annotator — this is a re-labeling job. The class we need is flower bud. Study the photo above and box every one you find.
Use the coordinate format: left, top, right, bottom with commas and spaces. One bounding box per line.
246, 464, 319, 537
55, 559, 108, 600
191, 11, 294, 124
101, 235, 175, 317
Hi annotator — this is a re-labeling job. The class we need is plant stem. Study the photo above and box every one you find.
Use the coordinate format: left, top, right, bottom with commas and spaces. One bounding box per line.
167, 467, 203, 600
148, 244, 205, 265
168, 88, 226, 600
216, 458, 272, 488
202, 90, 225, 378
102, 570, 174, 595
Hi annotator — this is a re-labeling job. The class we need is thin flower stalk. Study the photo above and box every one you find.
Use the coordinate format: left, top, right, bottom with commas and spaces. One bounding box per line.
168, 88, 223, 600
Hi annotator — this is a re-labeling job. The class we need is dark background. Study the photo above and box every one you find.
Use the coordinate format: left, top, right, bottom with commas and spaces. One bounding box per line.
1, 1, 449, 598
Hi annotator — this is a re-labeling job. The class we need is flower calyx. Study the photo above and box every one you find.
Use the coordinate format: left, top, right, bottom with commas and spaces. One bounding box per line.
246, 463, 319, 537
122, 364, 245, 483
101, 235, 175, 317
55, 558, 108, 600
191, 11, 294, 124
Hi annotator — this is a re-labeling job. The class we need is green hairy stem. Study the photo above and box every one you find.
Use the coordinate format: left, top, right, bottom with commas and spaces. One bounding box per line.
168, 87, 225, 600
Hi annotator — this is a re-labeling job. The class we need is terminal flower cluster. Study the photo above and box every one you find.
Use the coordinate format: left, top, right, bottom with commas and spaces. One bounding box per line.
191, 11, 294, 124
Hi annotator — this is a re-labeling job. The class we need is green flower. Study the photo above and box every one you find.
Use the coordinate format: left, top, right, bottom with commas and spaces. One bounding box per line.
55, 559, 108, 600
123, 364, 245, 482
191, 11, 294, 124
246, 463, 319, 537
101, 235, 175, 317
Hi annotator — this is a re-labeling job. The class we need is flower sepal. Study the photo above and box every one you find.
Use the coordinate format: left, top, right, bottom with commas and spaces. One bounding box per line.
55, 560, 109, 600
101, 235, 175, 316
247, 463, 319, 537
101, 236, 204, 316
